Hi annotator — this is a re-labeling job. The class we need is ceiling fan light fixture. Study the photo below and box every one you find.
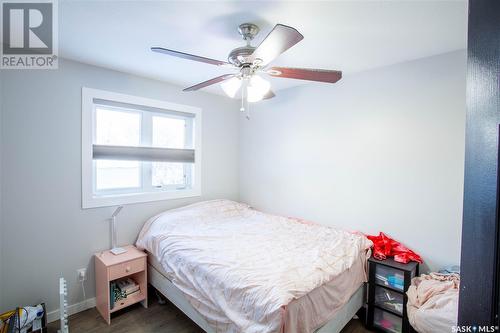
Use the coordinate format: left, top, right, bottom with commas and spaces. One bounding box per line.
221, 77, 242, 98
247, 75, 271, 102
153, 22, 342, 110
247, 87, 263, 103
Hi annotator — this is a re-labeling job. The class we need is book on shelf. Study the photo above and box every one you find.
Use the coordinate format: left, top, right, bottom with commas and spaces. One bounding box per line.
110, 277, 140, 306
123, 285, 140, 295
110, 282, 115, 309
126, 289, 140, 297
117, 278, 137, 290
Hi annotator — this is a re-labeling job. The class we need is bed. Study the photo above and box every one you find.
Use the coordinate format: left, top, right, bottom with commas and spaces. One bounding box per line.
136, 200, 372, 333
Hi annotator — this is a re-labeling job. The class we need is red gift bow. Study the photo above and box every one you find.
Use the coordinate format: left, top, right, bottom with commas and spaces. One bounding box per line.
366, 232, 423, 264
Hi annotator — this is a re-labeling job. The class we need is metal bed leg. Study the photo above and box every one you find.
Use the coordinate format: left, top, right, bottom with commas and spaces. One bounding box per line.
155, 290, 167, 305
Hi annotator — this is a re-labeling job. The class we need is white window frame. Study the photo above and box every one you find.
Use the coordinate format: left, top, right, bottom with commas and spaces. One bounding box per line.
82, 87, 202, 208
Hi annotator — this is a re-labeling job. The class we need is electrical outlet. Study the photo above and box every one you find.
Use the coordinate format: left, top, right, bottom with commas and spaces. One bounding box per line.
77, 268, 87, 282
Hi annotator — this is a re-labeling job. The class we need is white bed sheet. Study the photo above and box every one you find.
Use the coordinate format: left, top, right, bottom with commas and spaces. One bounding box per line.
136, 200, 372, 333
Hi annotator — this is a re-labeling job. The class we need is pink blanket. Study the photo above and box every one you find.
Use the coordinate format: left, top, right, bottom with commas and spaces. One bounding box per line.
407, 273, 459, 333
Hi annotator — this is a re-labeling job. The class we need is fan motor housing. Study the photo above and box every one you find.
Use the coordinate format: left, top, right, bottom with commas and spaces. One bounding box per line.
228, 46, 256, 66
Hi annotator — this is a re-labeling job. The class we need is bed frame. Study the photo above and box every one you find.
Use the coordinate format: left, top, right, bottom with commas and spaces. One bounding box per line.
148, 264, 365, 333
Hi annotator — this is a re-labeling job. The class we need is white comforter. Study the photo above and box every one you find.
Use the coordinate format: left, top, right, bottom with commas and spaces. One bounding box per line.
136, 200, 372, 333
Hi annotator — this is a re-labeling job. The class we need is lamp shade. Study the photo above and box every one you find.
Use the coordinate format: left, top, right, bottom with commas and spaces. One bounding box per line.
221, 77, 242, 98
247, 75, 271, 102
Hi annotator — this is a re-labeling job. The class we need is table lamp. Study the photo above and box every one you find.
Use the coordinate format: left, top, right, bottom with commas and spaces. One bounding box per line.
110, 206, 126, 255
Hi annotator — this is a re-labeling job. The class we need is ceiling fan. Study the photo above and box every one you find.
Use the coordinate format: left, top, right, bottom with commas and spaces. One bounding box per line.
151, 23, 342, 113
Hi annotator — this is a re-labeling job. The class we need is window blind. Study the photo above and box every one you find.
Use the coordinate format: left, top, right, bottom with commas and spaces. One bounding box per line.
93, 145, 195, 163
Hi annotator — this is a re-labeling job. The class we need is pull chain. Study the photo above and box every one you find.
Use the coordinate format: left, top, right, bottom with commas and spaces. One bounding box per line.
240, 88, 245, 112
246, 96, 250, 120
238, 78, 251, 119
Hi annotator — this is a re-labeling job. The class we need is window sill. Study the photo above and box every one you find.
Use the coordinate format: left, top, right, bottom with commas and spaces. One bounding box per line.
82, 188, 201, 209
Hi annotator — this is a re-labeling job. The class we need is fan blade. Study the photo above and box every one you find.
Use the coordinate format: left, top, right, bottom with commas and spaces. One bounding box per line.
151, 47, 230, 66
268, 67, 342, 83
263, 90, 276, 100
250, 24, 304, 66
183, 74, 236, 92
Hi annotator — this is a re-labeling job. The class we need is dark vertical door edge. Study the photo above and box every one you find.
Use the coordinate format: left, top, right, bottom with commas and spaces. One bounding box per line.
459, 0, 500, 326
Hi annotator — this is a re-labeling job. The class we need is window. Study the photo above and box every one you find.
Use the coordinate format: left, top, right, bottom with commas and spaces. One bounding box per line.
82, 88, 201, 208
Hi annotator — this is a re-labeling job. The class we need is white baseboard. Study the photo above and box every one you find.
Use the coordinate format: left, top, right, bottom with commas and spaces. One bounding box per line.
46, 298, 96, 323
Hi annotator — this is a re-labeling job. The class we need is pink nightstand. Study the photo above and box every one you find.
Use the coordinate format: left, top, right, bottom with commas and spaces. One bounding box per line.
94, 245, 148, 324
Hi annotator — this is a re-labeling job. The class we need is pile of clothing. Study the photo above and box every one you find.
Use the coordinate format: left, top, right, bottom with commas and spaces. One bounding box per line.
407, 272, 459, 333
367, 232, 423, 264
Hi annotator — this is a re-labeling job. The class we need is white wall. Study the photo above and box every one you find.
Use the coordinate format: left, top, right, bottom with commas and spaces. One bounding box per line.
0, 51, 466, 314
239, 51, 466, 272
0, 59, 240, 313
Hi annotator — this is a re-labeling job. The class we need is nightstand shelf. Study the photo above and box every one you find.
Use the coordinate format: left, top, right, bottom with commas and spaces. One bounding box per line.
367, 257, 419, 333
109, 291, 146, 313
94, 245, 148, 324
373, 303, 402, 317
373, 282, 405, 294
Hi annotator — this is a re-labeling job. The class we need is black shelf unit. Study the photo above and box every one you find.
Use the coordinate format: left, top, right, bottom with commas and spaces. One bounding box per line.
367, 257, 419, 333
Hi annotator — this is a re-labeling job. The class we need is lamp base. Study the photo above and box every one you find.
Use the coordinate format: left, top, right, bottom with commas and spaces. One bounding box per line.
110, 247, 127, 255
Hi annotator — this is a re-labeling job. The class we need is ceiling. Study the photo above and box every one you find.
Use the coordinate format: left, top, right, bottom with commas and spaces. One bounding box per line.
59, 1, 467, 96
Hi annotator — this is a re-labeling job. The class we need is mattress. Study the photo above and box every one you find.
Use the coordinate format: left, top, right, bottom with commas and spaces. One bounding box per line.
136, 200, 372, 333
148, 251, 367, 333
